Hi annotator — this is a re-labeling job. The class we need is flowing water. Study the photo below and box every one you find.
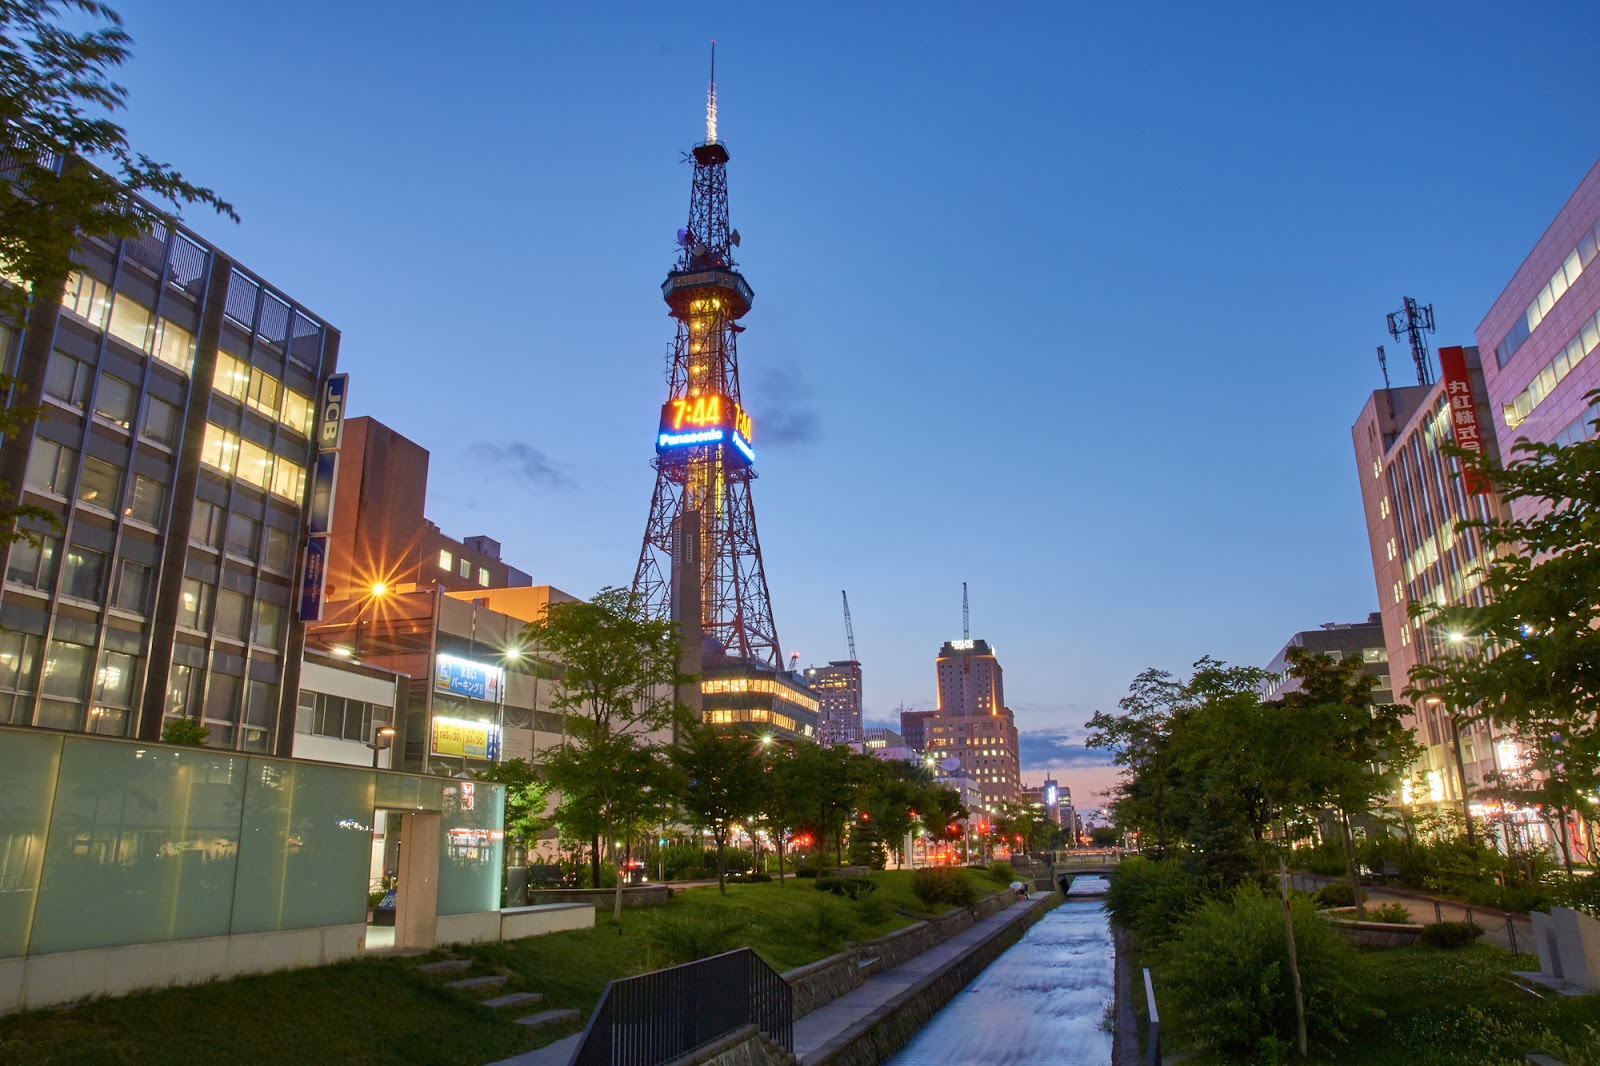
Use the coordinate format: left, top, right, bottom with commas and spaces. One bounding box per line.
886, 877, 1115, 1066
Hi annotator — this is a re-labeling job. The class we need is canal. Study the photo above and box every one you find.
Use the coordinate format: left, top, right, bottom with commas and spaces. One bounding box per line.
886, 876, 1114, 1066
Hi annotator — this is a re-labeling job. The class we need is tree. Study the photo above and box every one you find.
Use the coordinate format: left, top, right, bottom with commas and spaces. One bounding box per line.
1408, 422, 1600, 875
524, 587, 687, 885
0, 1, 234, 542
474, 757, 550, 850
669, 723, 765, 894
159, 717, 207, 746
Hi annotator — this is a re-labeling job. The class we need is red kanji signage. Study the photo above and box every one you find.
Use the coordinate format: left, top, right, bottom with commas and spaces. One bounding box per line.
1438, 346, 1490, 495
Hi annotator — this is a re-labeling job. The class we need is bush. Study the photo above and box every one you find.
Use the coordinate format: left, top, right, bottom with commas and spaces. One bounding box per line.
807, 896, 857, 949
987, 861, 1017, 884
643, 910, 753, 964
1419, 920, 1483, 950
910, 866, 981, 909
726, 872, 773, 884
1300, 840, 1349, 878
816, 876, 877, 900
1104, 857, 1204, 945
792, 867, 820, 879
1366, 902, 1414, 924
1156, 886, 1379, 1056
1313, 883, 1367, 909
855, 891, 893, 927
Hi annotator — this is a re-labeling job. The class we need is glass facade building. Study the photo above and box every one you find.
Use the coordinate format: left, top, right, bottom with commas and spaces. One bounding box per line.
0, 217, 338, 755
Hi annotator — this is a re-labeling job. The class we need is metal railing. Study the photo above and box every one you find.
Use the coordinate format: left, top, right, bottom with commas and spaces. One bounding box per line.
1143, 967, 1161, 1066
570, 948, 792, 1066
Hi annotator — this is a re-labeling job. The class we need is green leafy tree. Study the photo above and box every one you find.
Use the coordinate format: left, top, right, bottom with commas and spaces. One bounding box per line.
525, 586, 687, 885
474, 757, 550, 848
669, 722, 765, 895
757, 746, 805, 881
0, 0, 234, 542
1410, 416, 1600, 875
159, 717, 208, 746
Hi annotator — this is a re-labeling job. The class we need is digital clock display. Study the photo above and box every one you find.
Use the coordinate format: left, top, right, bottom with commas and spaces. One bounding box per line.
657, 394, 754, 464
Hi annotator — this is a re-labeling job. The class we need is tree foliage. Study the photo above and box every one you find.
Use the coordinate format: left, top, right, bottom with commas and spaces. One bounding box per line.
670, 722, 765, 894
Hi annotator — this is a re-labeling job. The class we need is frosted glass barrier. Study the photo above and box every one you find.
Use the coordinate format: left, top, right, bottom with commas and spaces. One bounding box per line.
0, 731, 63, 957
437, 779, 504, 915
231, 759, 376, 933
30, 738, 246, 954
375, 769, 442, 812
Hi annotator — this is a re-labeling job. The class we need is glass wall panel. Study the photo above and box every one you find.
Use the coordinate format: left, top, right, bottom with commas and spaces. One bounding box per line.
29, 738, 246, 953
436, 779, 503, 915
230, 758, 374, 933
0, 730, 62, 958
374, 770, 441, 813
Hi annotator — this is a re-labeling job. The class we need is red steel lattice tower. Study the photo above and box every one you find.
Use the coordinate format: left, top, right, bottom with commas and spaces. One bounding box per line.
632, 56, 782, 667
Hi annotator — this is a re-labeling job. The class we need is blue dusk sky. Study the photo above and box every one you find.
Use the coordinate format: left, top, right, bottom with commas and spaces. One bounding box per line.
114, 2, 1600, 805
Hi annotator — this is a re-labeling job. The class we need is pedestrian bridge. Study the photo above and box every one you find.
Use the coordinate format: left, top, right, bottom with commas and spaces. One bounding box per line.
1048, 851, 1123, 895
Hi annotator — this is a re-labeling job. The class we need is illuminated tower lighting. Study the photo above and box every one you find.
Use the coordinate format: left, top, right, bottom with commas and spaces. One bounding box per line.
633, 57, 782, 668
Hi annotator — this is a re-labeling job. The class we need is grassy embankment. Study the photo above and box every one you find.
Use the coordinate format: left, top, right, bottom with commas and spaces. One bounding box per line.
0, 866, 1018, 1066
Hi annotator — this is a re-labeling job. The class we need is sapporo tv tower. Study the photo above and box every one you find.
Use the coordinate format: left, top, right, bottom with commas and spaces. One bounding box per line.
633, 46, 783, 675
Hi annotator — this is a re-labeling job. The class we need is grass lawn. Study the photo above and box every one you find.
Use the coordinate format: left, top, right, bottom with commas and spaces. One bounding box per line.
0, 866, 1014, 1065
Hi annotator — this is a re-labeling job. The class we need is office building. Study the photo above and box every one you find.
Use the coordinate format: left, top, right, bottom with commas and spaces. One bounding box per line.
700, 656, 820, 745
935, 638, 1003, 716
858, 726, 919, 765
1261, 613, 1392, 704
0, 214, 339, 754
922, 638, 1021, 810
899, 708, 936, 754
803, 659, 863, 746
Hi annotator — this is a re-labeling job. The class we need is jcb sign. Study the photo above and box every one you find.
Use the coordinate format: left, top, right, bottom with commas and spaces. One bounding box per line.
319, 374, 349, 452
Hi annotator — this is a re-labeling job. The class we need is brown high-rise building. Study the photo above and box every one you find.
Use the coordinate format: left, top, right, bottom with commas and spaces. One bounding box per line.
923, 638, 1020, 811
899, 708, 936, 755
935, 639, 1003, 716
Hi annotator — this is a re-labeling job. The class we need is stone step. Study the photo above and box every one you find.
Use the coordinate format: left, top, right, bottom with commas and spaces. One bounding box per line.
446, 974, 509, 993
855, 956, 879, 970
515, 1009, 582, 1030
416, 959, 472, 975
482, 991, 544, 1010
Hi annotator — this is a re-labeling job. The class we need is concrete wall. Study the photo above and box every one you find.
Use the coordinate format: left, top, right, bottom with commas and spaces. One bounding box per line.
0, 923, 366, 1015
502, 903, 596, 940
526, 886, 671, 909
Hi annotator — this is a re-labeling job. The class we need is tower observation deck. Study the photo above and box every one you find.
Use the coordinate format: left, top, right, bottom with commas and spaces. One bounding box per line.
632, 93, 782, 669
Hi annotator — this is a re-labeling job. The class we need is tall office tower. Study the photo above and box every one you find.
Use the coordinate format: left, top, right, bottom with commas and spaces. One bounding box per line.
924, 638, 1020, 810
898, 708, 936, 754
804, 660, 863, 745
630, 61, 816, 743
0, 213, 340, 754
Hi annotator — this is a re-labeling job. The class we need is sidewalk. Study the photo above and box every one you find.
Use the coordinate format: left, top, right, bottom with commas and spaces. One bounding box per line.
487, 893, 1053, 1066
1290, 873, 1534, 953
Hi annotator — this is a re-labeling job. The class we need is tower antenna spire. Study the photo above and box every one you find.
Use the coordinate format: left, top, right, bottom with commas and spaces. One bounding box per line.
962, 582, 970, 641
706, 40, 718, 145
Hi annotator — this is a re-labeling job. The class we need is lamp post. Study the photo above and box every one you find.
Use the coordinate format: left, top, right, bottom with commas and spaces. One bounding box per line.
368, 726, 396, 769
350, 582, 389, 660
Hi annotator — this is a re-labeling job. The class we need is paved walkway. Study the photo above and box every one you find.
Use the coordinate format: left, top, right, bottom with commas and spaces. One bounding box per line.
1289, 873, 1534, 953
487, 894, 1054, 1066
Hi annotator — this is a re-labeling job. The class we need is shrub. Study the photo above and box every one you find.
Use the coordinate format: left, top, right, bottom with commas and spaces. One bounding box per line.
987, 861, 1017, 884
1365, 902, 1414, 924
1156, 886, 1379, 1056
816, 876, 877, 900
726, 872, 773, 884
643, 910, 753, 964
1104, 857, 1204, 945
792, 867, 820, 879
807, 896, 857, 949
1419, 920, 1483, 950
855, 891, 893, 927
1313, 883, 1367, 909
910, 866, 980, 908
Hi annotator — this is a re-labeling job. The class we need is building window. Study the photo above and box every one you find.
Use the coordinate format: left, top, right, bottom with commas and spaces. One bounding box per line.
235, 438, 272, 492
93, 376, 136, 430
190, 499, 224, 549
245, 367, 281, 421
167, 663, 201, 719
225, 512, 260, 557
125, 475, 165, 526
244, 681, 278, 736
207, 672, 242, 723
60, 543, 107, 600
43, 351, 92, 409
1379, 497, 1390, 519
40, 637, 92, 701
458, 558, 470, 578
201, 423, 239, 475
24, 440, 76, 495
300, 691, 384, 742
1362, 647, 1388, 663
107, 292, 152, 352
439, 549, 452, 571
253, 601, 282, 647
214, 589, 249, 641
141, 395, 180, 446
61, 271, 111, 329
213, 352, 250, 404
150, 318, 195, 376
478, 566, 490, 587
90, 650, 138, 736
114, 559, 152, 613
281, 388, 313, 436
269, 455, 304, 502
76, 457, 122, 511
6, 534, 60, 590
179, 578, 214, 630
263, 527, 294, 573
0, 631, 40, 725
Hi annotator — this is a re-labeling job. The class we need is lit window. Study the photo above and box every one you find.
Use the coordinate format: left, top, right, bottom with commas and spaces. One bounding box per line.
200, 423, 239, 474
439, 549, 453, 571
107, 293, 152, 352
150, 318, 195, 376
25, 440, 77, 495
458, 558, 470, 578
61, 272, 110, 329
235, 439, 271, 491
245, 367, 281, 420
125, 476, 165, 525
213, 352, 250, 403
1372, 459, 1381, 479
76, 457, 122, 510
281, 388, 313, 435
478, 567, 490, 587
270, 456, 304, 501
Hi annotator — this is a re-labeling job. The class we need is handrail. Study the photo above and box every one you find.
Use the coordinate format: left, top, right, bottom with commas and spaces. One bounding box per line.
569, 947, 792, 1066
1143, 967, 1161, 1066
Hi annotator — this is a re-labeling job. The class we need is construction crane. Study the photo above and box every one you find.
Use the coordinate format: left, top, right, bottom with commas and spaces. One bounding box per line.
787, 652, 799, 673
841, 590, 858, 662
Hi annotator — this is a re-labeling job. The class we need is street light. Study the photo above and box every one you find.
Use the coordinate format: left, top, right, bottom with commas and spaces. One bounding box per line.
367, 726, 396, 769
351, 582, 390, 660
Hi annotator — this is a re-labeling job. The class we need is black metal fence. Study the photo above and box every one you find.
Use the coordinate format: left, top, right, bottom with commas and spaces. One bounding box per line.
570, 948, 792, 1066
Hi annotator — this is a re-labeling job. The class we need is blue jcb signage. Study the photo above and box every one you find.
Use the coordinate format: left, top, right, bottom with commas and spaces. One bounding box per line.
299, 535, 329, 622
319, 373, 349, 452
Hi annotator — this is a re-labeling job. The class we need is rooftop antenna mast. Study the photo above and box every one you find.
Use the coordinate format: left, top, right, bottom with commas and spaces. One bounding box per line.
1386, 297, 1436, 386
962, 582, 969, 641
705, 40, 717, 145
841, 590, 858, 662
1375, 345, 1398, 425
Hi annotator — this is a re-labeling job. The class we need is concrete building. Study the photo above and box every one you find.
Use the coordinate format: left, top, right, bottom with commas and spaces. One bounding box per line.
1261, 613, 1393, 705
921, 638, 1021, 811
1352, 347, 1507, 811
700, 657, 820, 745
935, 639, 1003, 717
803, 659, 862, 745
898, 708, 936, 754
0, 213, 340, 754
858, 726, 919, 766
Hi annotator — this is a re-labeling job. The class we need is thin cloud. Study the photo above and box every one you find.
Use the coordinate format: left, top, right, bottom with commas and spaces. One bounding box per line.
1018, 727, 1115, 770
469, 442, 573, 491
747, 365, 820, 447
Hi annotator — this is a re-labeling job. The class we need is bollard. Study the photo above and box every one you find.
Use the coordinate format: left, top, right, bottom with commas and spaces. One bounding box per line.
1507, 916, 1519, 955
1434, 900, 1443, 923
